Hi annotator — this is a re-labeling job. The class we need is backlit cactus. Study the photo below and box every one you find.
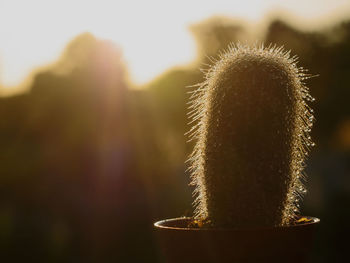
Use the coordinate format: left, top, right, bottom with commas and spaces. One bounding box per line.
188, 44, 314, 228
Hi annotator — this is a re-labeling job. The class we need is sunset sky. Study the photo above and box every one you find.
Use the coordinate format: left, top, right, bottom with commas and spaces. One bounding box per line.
0, 0, 350, 95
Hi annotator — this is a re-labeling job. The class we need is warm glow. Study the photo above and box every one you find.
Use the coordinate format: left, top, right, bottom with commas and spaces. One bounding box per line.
0, 0, 349, 95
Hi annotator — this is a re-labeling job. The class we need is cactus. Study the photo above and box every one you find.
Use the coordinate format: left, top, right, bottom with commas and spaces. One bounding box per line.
188, 44, 314, 228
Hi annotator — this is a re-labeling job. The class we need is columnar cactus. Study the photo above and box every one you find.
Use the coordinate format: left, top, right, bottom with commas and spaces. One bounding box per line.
188, 44, 314, 228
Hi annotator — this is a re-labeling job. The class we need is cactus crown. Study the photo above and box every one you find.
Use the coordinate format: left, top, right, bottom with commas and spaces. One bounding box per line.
187, 44, 314, 228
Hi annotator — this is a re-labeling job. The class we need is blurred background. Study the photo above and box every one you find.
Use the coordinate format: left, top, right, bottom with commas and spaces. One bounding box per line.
1, 0, 349, 262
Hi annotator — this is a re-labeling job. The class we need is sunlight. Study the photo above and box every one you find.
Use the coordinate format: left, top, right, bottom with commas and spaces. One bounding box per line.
0, 0, 349, 95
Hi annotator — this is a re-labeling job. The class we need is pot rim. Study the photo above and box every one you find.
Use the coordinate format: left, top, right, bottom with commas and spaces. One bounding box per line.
154, 216, 320, 231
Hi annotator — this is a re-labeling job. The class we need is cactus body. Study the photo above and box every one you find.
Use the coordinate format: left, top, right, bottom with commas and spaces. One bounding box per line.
188, 44, 314, 228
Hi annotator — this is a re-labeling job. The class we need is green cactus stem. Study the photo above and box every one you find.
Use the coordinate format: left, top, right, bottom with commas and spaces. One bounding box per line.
187, 44, 314, 228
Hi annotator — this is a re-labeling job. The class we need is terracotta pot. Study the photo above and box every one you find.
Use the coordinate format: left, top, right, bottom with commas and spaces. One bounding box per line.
154, 216, 320, 263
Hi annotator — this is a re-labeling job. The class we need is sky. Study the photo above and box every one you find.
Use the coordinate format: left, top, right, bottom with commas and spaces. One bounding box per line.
0, 0, 350, 95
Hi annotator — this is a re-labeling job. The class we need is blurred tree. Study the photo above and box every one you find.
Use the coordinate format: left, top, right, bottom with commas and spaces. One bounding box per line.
0, 33, 157, 262
190, 16, 246, 62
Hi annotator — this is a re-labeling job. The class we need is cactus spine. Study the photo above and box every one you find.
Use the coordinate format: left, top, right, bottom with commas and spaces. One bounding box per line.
188, 44, 314, 228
